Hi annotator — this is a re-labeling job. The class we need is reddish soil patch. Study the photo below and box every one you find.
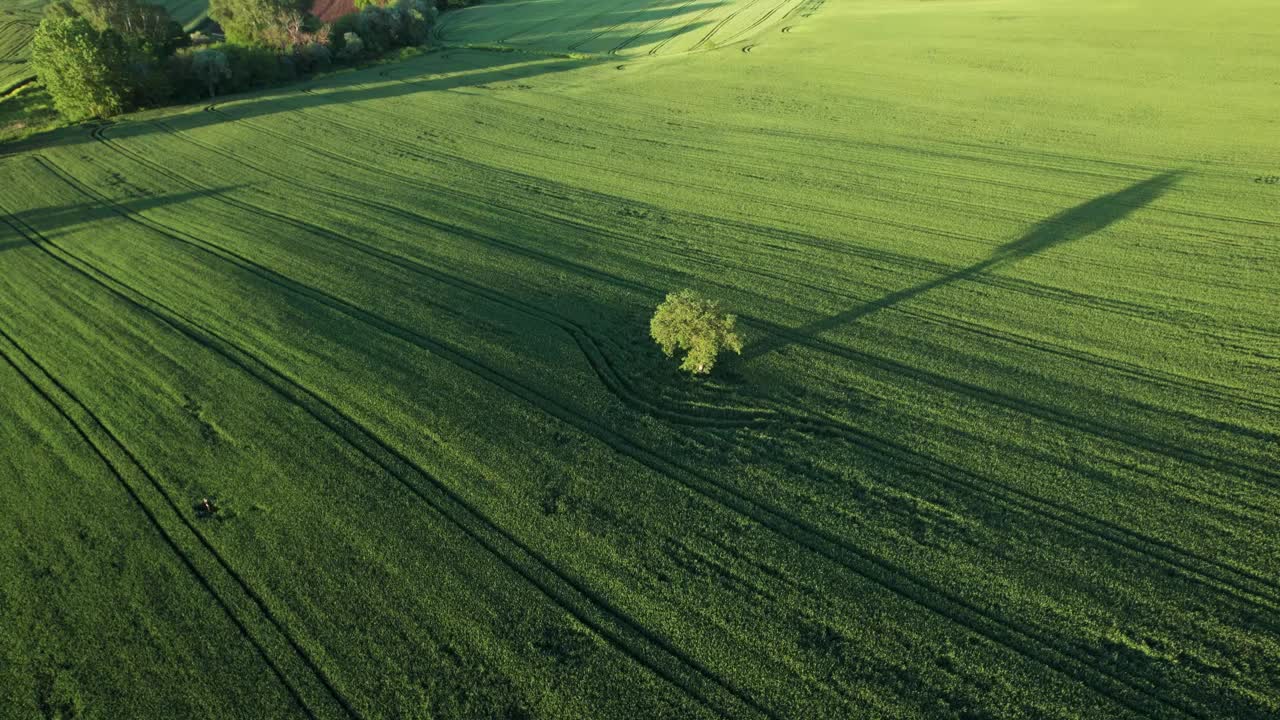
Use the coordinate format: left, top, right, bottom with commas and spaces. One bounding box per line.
311, 0, 357, 23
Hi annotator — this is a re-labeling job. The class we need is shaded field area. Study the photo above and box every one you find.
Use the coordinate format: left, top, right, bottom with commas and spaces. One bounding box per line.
436, 0, 808, 56
1, 0, 1278, 717
0, 9, 38, 93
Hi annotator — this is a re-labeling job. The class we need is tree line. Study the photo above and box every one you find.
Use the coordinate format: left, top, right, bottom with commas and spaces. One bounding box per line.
31, 0, 447, 121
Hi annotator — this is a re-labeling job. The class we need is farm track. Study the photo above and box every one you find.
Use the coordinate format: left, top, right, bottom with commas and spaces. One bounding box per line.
201, 98, 1280, 481
647, 0, 730, 56
33, 150, 777, 720
69, 121, 1276, 716
0, 231, 354, 720
716, 0, 796, 47
463, 99, 1277, 275
564, 0, 678, 52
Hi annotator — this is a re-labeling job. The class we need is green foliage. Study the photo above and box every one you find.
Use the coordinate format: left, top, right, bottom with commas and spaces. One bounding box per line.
335, 30, 362, 60
650, 289, 744, 375
71, 0, 187, 57
207, 0, 303, 45
29, 16, 133, 120
189, 46, 229, 97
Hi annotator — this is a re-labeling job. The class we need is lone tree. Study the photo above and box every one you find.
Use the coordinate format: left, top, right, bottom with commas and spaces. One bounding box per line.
650, 289, 745, 375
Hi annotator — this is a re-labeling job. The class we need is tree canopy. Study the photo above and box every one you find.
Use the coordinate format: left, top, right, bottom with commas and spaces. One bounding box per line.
650, 289, 745, 375
30, 16, 134, 121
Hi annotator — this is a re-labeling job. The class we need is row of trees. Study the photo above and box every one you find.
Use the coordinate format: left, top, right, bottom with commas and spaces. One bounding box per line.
31, 0, 440, 121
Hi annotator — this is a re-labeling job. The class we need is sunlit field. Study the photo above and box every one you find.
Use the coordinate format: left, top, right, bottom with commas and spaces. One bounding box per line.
2, 0, 1277, 717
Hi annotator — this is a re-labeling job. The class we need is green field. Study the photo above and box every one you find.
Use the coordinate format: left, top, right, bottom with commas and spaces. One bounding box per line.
2, 0, 1278, 717
0, 4, 38, 93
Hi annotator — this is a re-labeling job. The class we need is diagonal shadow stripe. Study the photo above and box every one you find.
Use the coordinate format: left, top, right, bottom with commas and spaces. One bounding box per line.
742, 171, 1182, 361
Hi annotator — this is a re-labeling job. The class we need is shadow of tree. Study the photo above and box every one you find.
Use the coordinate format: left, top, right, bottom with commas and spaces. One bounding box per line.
0, 188, 235, 245
742, 171, 1183, 361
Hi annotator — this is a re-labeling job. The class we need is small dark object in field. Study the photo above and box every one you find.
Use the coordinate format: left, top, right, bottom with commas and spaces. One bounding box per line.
195, 498, 218, 517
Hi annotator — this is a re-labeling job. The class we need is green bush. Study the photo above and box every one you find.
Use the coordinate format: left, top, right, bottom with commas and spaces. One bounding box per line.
335, 31, 364, 61
30, 16, 136, 120
650, 290, 745, 375
208, 0, 306, 45
223, 42, 291, 91
71, 0, 187, 57
190, 47, 231, 98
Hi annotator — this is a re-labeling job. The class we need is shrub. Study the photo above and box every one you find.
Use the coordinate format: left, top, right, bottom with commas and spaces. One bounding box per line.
259, 9, 330, 51
650, 290, 745, 375
30, 16, 136, 120
71, 0, 186, 57
335, 31, 363, 60
190, 47, 231, 98
223, 42, 287, 91
354, 4, 394, 53
294, 40, 331, 73
208, 0, 306, 45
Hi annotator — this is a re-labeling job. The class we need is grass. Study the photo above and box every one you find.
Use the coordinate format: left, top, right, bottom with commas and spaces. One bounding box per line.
0, 81, 57, 141
1, 0, 1278, 717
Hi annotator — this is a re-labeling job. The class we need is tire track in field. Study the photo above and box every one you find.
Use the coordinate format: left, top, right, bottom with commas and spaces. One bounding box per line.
37, 170, 1202, 720
209, 98, 1280, 483
685, 0, 762, 52
653, 232, 1280, 421
151, 113, 1280, 610
176, 98, 1280, 432
504, 89, 1280, 239
34, 151, 776, 720
608, 0, 702, 54
293, 79, 1277, 322
499, 0, 647, 45
717, 0, 795, 48
449, 89, 1280, 276
565, 0, 681, 51
180, 102, 1280, 453
293, 86, 1280, 342
79, 127, 1262, 717
646, 0, 732, 56
170, 105, 1280, 556
0, 246, 349, 720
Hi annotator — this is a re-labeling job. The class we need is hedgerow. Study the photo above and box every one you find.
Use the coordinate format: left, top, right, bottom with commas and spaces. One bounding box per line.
31, 0, 439, 118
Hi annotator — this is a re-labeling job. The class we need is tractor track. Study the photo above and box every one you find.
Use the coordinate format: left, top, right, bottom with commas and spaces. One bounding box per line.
0, 223, 354, 720
36, 148, 777, 720
70, 120, 1280, 712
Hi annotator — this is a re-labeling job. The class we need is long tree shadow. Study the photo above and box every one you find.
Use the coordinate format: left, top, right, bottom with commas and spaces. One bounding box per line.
742, 171, 1183, 361
0, 188, 236, 243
